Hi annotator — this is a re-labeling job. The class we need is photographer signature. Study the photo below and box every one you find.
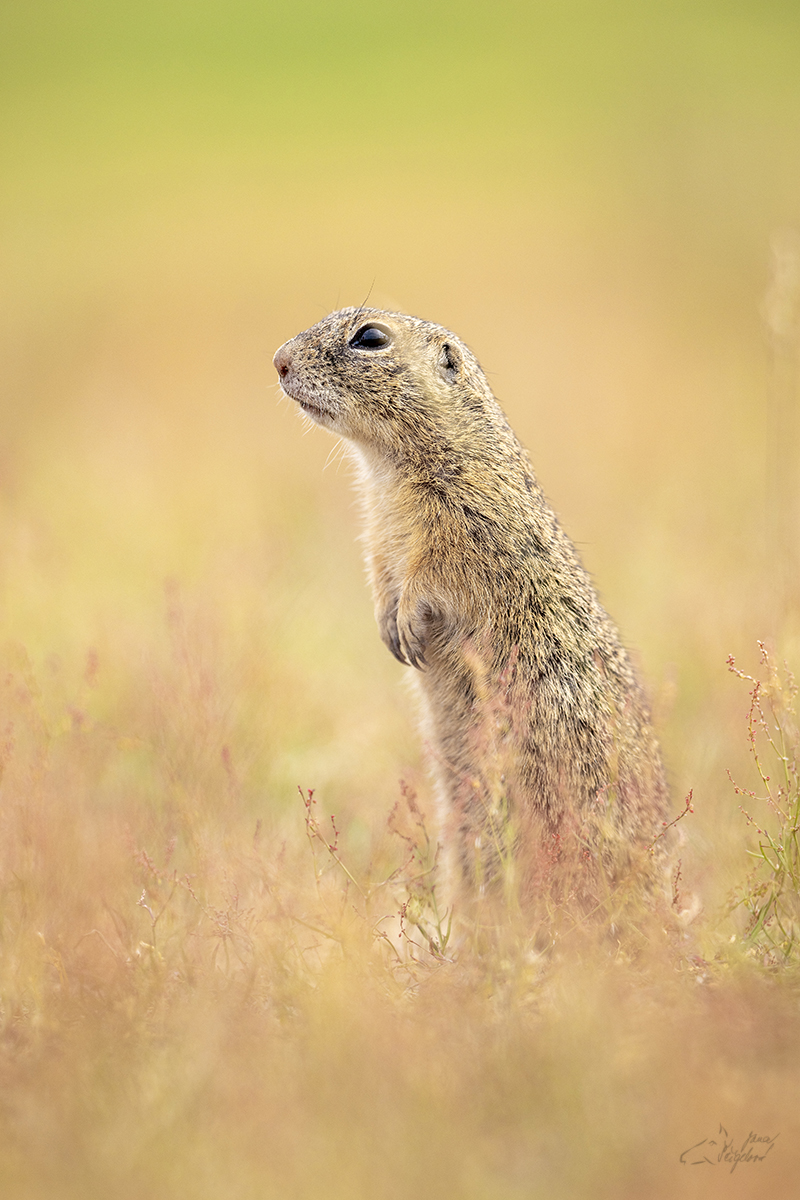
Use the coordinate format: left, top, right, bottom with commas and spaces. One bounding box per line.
680, 1125, 778, 1172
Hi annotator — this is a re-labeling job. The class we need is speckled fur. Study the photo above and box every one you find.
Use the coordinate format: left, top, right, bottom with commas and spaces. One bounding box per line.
274, 307, 670, 899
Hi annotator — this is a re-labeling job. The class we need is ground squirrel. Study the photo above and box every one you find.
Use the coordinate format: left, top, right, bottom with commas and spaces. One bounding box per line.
274, 308, 670, 903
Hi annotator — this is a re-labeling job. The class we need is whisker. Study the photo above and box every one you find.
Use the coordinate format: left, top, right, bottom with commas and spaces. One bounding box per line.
323, 438, 346, 472
352, 279, 376, 324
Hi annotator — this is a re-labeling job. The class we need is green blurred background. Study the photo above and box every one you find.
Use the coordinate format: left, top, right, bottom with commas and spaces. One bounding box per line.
1, 0, 799, 875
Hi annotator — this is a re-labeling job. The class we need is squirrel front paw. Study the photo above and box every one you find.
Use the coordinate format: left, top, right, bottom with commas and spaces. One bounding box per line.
378, 592, 434, 670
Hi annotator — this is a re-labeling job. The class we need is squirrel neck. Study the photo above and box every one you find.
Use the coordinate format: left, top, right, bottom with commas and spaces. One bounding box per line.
350, 441, 591, 617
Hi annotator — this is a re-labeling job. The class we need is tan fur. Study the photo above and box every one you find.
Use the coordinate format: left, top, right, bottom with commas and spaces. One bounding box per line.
274, 308, 670, 902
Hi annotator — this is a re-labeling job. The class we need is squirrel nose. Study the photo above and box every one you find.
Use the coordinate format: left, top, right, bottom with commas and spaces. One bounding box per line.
273, 344, 292, 379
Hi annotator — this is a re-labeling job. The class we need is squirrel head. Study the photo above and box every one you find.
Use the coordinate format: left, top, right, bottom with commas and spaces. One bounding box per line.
273, 307, 501, 469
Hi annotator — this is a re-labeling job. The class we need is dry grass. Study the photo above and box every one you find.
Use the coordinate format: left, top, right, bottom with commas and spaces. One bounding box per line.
0, 567, 798, 1199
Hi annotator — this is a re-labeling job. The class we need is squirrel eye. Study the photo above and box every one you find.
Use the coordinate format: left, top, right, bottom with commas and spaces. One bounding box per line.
349, 324, 392, 350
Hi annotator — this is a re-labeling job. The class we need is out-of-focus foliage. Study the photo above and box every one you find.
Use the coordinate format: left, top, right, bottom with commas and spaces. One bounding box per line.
1, 2, 799, 1197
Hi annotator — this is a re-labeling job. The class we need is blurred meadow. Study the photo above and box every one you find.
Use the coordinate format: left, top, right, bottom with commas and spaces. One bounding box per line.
1, 1, 800, 1196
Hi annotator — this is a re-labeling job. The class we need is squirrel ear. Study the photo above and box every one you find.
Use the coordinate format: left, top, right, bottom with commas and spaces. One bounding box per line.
438, 341, 461, 382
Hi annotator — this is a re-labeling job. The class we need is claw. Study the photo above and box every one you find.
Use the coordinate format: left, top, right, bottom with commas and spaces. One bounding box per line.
398, 624, 426, 671
389, 639, 409, 666
383, 605, 409, 665
380, 592, 431, 669
404, 644, 424, 670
